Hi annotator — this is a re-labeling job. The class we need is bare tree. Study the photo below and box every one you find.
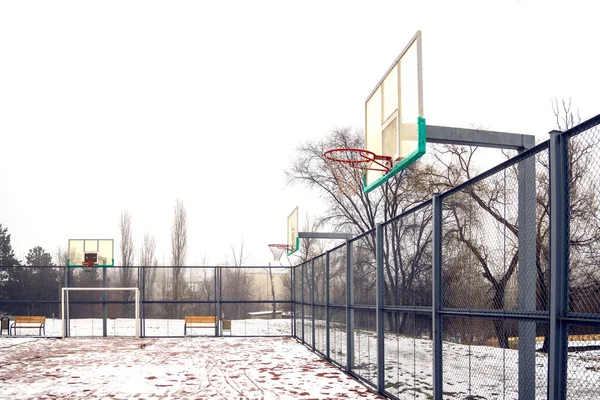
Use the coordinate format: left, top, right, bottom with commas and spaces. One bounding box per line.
140, 233, 158, 267
267, 262, 277, 316
54, 246, 69, 266
552, 97, 581, 131
425, 100, 600, 348
119, 211, 134, 266
170, 199, 188, 318
227, 238, 248, 266
139, 232, 158, 300
287, 126, 434, 335
288, 128, 431, 233
222, 239, 255, 319
118, 210, 135, 314
171, 199, 187, 266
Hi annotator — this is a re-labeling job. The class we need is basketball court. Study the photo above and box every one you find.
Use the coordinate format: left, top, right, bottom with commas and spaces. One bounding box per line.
0, 337, 381, 399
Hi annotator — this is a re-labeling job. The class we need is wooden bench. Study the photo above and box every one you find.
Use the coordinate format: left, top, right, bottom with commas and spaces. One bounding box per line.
184, 316, 218, 335
11, 316, 46, 336
222, 317, 232, 336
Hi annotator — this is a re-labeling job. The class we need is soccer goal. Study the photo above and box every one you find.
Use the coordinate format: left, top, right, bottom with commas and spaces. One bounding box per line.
61, 287, 141, 339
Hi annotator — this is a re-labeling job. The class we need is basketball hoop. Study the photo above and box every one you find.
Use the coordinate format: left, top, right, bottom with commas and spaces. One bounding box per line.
82, 260, 95, 272
324, 148, 392, 196
268, 244, 290, 262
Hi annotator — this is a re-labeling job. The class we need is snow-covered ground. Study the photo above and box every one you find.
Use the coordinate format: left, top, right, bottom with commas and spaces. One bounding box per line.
4, 318, 599, 399
305, 324, 600, 400
0, 336, 381, 399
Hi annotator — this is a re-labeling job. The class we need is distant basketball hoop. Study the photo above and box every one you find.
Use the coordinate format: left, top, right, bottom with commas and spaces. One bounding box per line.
82, 260, 95, 272
82, 252, 97, 272
268, 244, 291, 262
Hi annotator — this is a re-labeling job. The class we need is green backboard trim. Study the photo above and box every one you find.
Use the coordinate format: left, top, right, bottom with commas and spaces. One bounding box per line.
364, 116, 426, 194
67, 258, 115, 268
287, 237, 300, 256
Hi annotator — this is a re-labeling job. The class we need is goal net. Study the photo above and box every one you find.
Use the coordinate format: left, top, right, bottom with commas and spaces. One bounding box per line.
61, 287, 141, 339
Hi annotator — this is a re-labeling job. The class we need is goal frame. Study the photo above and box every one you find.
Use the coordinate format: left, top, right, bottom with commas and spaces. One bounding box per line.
61, 287, 141, 339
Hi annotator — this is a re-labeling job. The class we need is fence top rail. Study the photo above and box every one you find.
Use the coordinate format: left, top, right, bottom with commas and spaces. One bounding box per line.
347, 227, 376, 244
563, 112, 600, 139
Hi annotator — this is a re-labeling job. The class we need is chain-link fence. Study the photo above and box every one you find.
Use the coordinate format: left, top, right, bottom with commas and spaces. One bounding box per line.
0, 265, 294, 338
563, 118, 600, 400
292, 115, 600, 399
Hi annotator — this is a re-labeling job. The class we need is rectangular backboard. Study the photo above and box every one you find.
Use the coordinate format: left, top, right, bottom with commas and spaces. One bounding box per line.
364, 30, 426, 193
67, 239, 114, 267
287, 207, 299, 256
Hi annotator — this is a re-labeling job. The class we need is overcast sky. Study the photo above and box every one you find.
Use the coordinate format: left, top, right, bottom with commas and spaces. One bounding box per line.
1, 0, 598, 266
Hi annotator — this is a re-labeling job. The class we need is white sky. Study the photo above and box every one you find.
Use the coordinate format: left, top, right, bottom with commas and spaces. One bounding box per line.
1, 0, 598, 266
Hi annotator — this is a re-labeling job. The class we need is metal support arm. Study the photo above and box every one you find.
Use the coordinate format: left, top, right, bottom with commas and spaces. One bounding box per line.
427, 125, 535, 150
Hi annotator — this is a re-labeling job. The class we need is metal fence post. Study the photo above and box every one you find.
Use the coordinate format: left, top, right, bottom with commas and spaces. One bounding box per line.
376, 223, 385, 394
548, 130, 569, 400
216, 267, 222, 337
213, 267, 217, 327
346, 239, 354, 373
63, 265, 69, 337
432, 194, 443, 400
290, 267, 297, 337
518, 148, 537, 399
139, 266, 145, 337
311, 258, 316, 350
102, 267, 107, 337
301, 262, 305, 344
325, 251, 330, 360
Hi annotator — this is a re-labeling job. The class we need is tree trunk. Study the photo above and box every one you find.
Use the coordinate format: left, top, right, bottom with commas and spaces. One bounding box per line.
493, 319, 510, 349
492, 283, 509, 349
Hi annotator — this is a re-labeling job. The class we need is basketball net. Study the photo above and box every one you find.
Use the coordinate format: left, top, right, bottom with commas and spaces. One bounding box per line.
326, 158, 367, 197
82, 261, 95, 272
268, 244, 289, 262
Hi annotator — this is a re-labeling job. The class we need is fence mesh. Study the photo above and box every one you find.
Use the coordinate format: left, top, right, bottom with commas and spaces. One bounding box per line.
314, 305, 327, 356
329, 245, 347, 306
383, 311, 433, 399
567, 124, 600, 317
352, 232, 376, 306
329, 306, 347, 368
0, 265, 293, 338
383, 204, 433, 308
353, 308, 377, 386
566, 324, 600, 399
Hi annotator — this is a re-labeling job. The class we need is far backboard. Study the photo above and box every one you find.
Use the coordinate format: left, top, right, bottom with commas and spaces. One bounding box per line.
287, 207, 299, 256
67, 239, 114, 267
364, 30, 426, 193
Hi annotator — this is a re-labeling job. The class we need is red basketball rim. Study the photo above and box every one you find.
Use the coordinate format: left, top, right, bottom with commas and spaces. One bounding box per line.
268, 244, 290, 251
324, 148, 392, 172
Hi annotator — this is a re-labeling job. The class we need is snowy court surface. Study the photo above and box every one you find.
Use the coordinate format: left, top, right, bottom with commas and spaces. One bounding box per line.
0, 336, 381, 399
